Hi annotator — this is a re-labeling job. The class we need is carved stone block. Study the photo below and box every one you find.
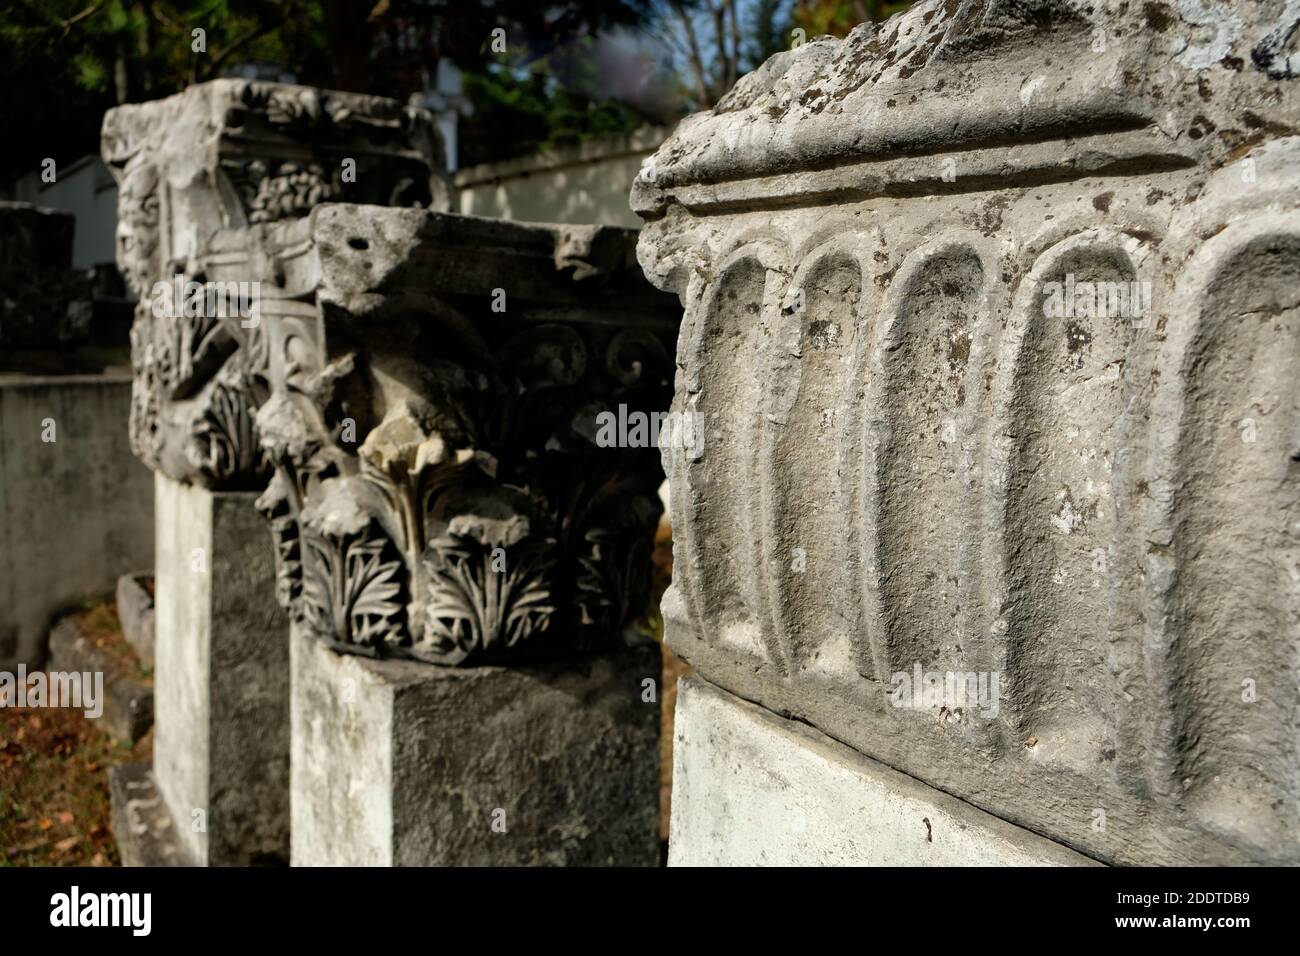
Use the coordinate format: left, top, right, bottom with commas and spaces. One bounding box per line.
237, 205, 681, 666
290, 624, 662, 865
634, 0, 1300, 865
102, 79, 445, 488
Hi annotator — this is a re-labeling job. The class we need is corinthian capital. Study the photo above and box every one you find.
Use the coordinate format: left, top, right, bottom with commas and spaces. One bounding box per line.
101, 79, 446, 488
248, 205, 681, 665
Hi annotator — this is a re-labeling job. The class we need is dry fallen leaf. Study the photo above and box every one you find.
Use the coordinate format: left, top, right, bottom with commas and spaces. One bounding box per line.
56, 811, 74, 825
90, 852, 108, 867
38, 817, 54, 830
54, 836, 79, 853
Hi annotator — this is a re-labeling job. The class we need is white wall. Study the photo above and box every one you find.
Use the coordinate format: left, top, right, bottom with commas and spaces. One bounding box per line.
455, 126, 669, 230
13, 155, 119, 270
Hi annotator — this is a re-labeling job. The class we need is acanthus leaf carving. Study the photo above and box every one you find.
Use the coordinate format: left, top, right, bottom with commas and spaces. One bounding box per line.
299, 475, 407, 651
420, 524, 558, 665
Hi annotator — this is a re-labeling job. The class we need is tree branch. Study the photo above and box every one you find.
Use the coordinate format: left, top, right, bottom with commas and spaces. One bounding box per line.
711, 1, 729, 93
670, 1, 711, 107
727, 0, 740, 85
62, 2, 103, 31
198, 1, 298, 81
200, 18, 283, 80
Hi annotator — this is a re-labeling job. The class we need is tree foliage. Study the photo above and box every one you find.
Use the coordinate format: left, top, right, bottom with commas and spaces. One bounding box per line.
791, 0, 914, 37
0, 0, 917, 186
0, 0, 655, 183
654, 0, 914, 112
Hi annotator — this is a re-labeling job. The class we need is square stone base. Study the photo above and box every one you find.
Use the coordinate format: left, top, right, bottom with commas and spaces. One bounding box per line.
290, 626, 662, 866
669, 675, 1101, 866
153, 474, 289, 865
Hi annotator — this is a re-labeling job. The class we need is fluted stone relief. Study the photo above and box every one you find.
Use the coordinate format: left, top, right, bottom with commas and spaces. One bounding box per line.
102, 79, 446, 488
635, 0, 1300, 864
235, 206, 680, 665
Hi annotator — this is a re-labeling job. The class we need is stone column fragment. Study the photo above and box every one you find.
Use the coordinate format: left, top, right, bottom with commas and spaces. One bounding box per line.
101, 78, 445, 488
252, 205, 680, 666
634, 0, 1300, 865
233, 203, 681, 863
101, 80, 444, 865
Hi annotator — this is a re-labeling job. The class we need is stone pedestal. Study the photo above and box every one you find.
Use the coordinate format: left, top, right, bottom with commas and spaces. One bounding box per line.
151, 473, 288, 865
669, 675, 1096, 866
290, 625, 661, 866
102, 79, 448, 868
634, 0, 1300, 865
237, 205, 679, 867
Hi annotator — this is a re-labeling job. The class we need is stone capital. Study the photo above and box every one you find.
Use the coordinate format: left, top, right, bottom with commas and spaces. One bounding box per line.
635, 0, 1300, 864
102, 79, 447, 488
238, 205, 681, 665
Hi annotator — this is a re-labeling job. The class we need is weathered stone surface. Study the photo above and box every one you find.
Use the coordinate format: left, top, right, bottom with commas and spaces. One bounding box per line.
290, 624, 661, 865
47, 616, 153, 745
0, 373, 154, 670
245, 205, 680, 665
101, 79, 446, 489
115, 572, 155, 663
153, 475, 288, 865
635, 0, 1300, 865
109, 762, 194, 867
670, 675, 1099, 866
